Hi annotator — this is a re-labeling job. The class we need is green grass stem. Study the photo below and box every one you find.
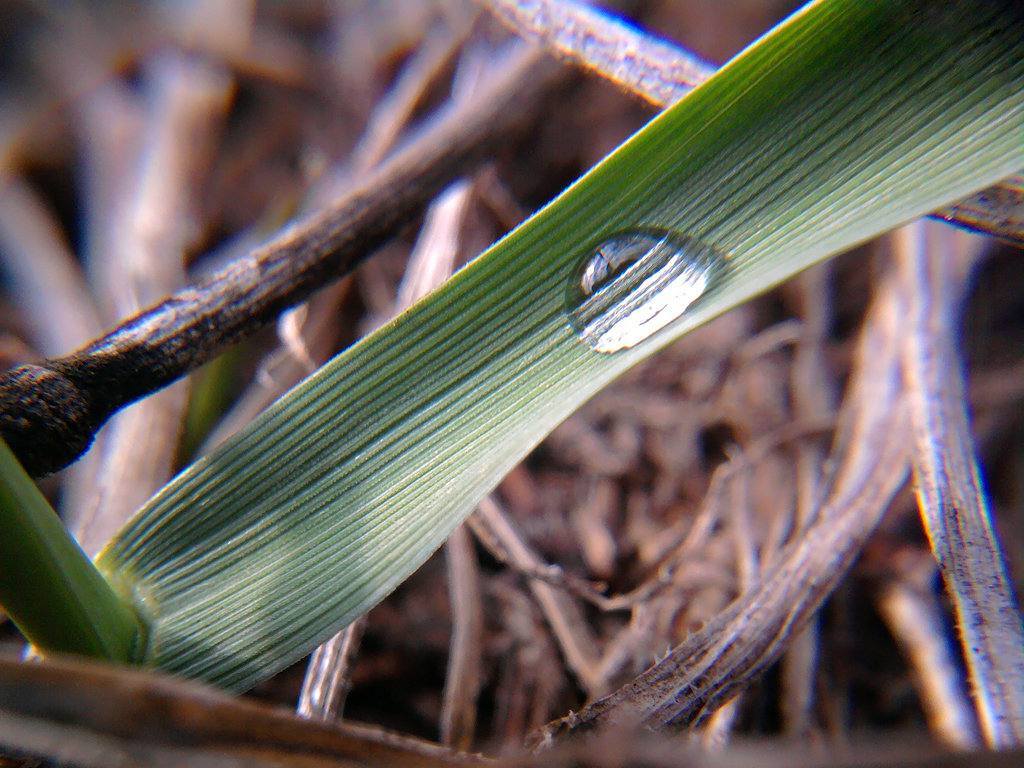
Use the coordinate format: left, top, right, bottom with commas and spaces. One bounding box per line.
0, 438, 143, 662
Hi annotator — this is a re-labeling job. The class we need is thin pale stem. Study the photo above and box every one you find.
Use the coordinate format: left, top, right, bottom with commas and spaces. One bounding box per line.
877, 554, 981, 749
441, 525, 485, 749
297, 179, 474, 720
296, 618, 366, 720
73, 52, 232, 557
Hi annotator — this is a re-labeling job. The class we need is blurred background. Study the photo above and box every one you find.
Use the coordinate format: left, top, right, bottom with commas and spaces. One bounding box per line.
2, 0, 1023, 757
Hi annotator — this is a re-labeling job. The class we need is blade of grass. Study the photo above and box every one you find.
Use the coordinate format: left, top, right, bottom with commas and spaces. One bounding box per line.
0, 438, 142, 662
99, 0, 1024, 691
481, 0, 1024, 246
298, 179, 475, 721
7, 0, 1022, 483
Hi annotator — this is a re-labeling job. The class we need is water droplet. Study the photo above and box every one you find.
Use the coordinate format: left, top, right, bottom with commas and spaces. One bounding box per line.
566, 230, 724, 353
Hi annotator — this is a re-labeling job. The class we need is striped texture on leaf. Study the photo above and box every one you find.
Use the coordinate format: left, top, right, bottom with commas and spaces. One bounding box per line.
98, 0, 1024, 690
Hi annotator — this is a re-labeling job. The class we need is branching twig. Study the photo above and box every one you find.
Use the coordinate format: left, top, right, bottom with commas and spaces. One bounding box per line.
472, 496, 603, 695
0, 43, 559, 477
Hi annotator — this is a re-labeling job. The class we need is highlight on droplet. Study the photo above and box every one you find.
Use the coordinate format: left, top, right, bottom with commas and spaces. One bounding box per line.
565, 229, 724, 353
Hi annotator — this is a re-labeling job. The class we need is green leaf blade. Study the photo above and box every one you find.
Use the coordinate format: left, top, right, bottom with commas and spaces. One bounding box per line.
0, 438, 143, 663
100, 0, 1024, 690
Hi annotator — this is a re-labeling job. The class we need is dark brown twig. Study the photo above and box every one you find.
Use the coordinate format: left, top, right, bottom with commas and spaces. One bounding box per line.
203, 17, 474, 453
0, 43, 558, 477
0, 654, 477, 768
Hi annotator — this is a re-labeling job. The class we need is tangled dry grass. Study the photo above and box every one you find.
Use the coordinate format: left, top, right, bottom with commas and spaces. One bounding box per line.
1, 2, 1023, 766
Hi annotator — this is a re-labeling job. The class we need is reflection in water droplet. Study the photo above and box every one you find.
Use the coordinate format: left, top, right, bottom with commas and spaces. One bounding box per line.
566, 230, 724, 353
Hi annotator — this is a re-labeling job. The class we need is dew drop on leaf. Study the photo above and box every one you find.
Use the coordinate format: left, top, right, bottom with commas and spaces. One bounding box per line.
566, 230, 725, 353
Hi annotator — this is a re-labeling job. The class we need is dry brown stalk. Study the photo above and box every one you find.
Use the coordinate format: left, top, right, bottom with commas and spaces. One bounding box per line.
895, 220, 1024, 746
534, 263, 912, 742
0, 655, 476, 768
0, 41, 561, 477
478, 0, 715, 106
777, 266, 835, 737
